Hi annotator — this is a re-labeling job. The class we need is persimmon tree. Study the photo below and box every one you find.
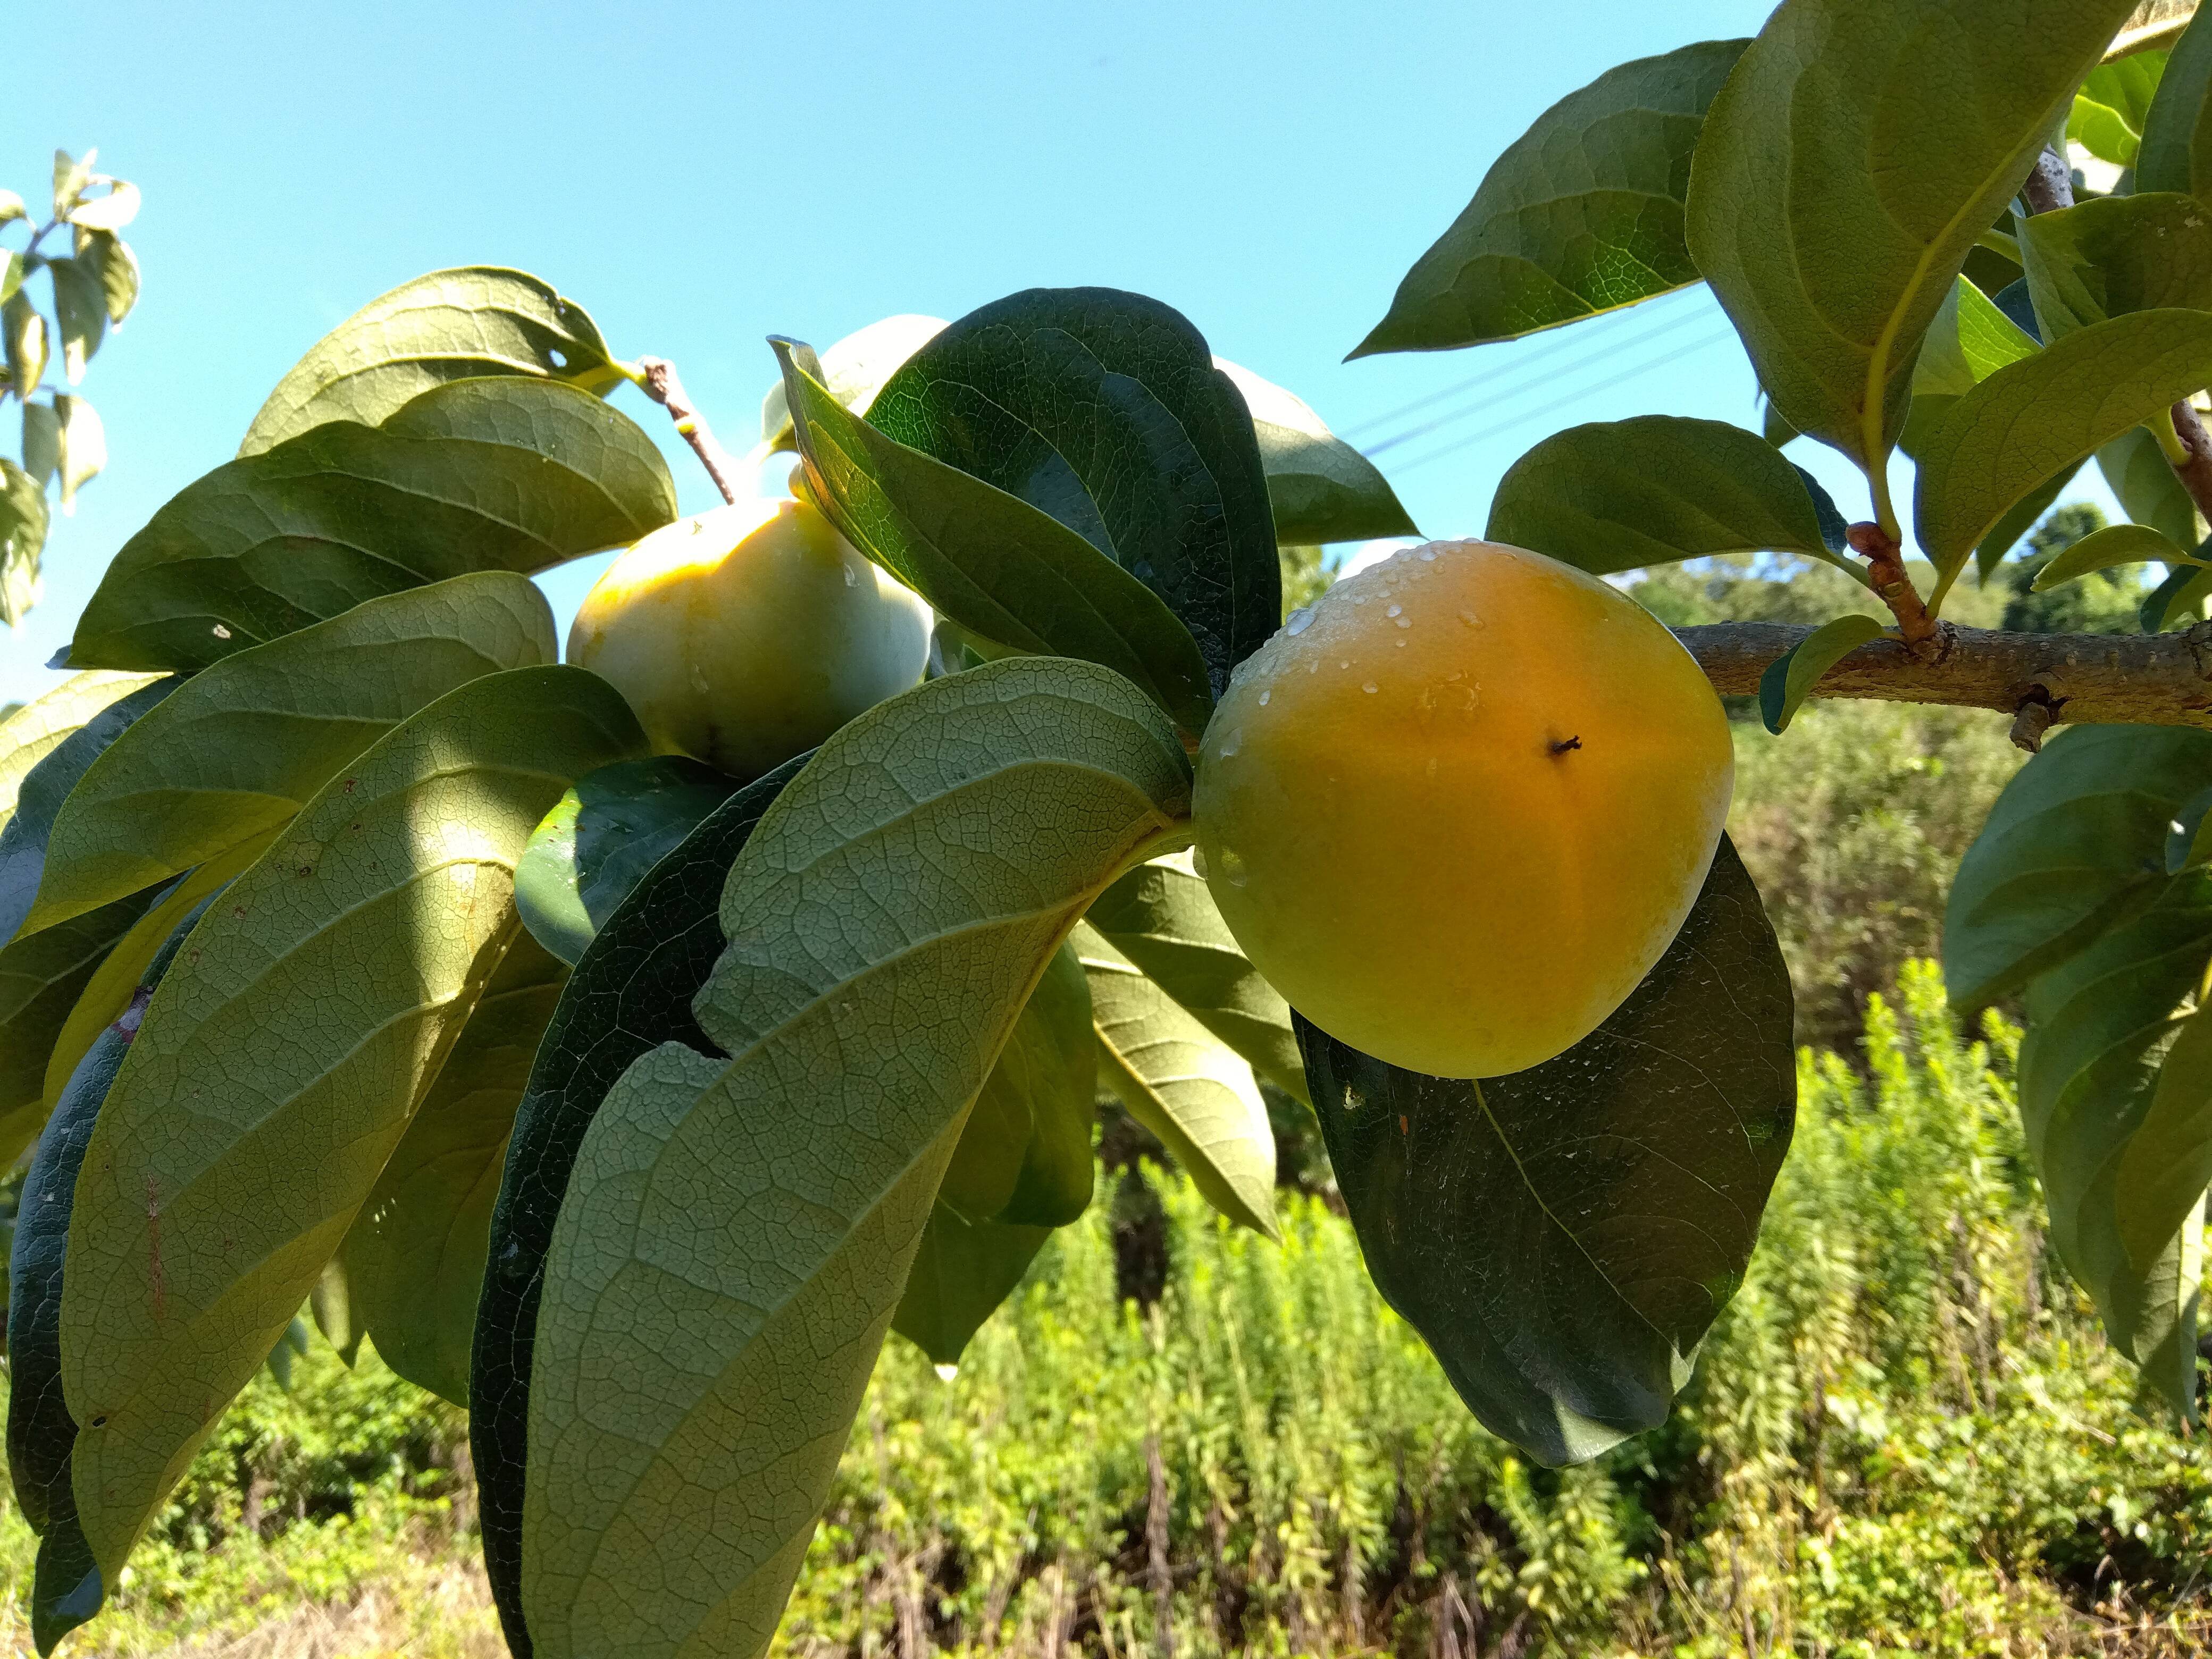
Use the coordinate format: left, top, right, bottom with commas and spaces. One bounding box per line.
4, 3, 2212, 1657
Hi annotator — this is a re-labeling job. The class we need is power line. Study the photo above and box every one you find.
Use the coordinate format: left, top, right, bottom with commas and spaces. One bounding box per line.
1338, 287, 1715, 442
1387, 329, 1741, 477
1358, 298, 1721, 459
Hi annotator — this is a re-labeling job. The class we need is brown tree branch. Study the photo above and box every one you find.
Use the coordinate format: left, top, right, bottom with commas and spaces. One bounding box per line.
2167, 402, 2212, 532
1845, 520, 1945, 658
1680, 621, 2212, 738
633, 356, 747, 506
2021, 145, 2076, 216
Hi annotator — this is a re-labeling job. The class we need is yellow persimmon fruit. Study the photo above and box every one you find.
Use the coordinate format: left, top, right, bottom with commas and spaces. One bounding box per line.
1192, 540, 1732, 1079
568, 496, 932, 781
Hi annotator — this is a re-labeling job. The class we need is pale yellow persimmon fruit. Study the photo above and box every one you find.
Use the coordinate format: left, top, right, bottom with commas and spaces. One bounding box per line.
568, 497, 932, 781
1192, 540, 1732, 1079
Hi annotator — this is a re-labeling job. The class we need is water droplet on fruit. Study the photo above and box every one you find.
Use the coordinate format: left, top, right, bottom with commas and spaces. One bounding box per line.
1352, 593, 1367, 605
689, 663, 710, 692
1218, 729, 1242, 758
1419, 548, 1437, 562
1339, 659, 1351, 669
1386, 603, 1403, 617
1362, 681, 1378, 693
1459, 610, 1484, 629
843, 564, 858, 587
1395, 617, 1411, 629
1219, 848, 1250, 888
1285, 607, 1313, 635
1258, 689, 1270, 706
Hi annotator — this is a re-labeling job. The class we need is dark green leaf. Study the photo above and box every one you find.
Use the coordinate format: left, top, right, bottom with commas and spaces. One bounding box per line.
1914, 310, 2212, 580
57, 666, 643, 1589
1298, 837, 1794, 1467
7, 892, 207, 1656
2031, 522, 2200, 590
71, 378, 675, 672
773, 338, 1214, 735
1076, 921, 1278, 1236
1973, 465, 2080, 583
0, 678, 180, 945
240, 268, 624, 456
2119, 999, 2212, 1278
1214, 359, 1418, 544
1, 456, 49, 626
1486, 415, 1851, 577
866, 288, 1280, 697
342, 933, 568, 1405
1687, 0, 2136, 470
48, 259, 104, 385
2139, 4, 2212, 196
29, 574, 556, 937
514, 756, 740, 966
2017, 877, 2212, 1417
891, 1210, 1052, 1369
2099, 423, 2199, 548
470, 755, 806, 1659
1352, 40, 1748, 356
1083, 850, 1307, 1103
73, 231, 138, 328
1758, 613, 1887, 734
1945, 724, 2212, 1009
2020, 192, 2212, 341
2143, 558, 2212, 632
520, 658, 1189, 1659
0, 896, 162, 1174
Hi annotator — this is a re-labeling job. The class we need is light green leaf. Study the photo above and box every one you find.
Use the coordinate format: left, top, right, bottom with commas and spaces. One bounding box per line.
1486, 415, 1849, 577
2018, 878, 2212, 1418
2069, 94, 2144, 170
0, 251, 22, 308
54, 395, 102, 513
772, 339, 1215, 737
2143, 559, 2212, 632
1298, 837, 1794, 1466
1914, 310, 2212, 580
513, 756, 739, 967
22, 401, 59, 490
0, 678, 181, 945
521, 657, 1190, 1659
1213, 359, 1417, 545
240, 267, 624, 456
73, 232, 138, 327
65, 180, 138, 234
2020, 193, 2212, 342
2140, 4, 2212, 196
1758, 613, 1887, 734
1083, 850, 1306, 1104
342, 932, 569, 1406
1687, 0, 2137, 472
0, 673, 165, 836
2032, 522, 2201, 590
2118, 1000, 2212, 1275
0, 457, 46, 626
1352, 40, 1748, 355
1911, 278, 2040, 403
71, 377, 674, 673
1945, 724, 2212, 1010
30, 573, 555, 936
49, 259, 105, 386
1076, 921, 1277, 1237
0, 191, 23, 227
6, 294, 48, 403
2100, 423, 2200, 547
760, 313, 948, 453
57, 665, 645, 1586
51, 152, 93, 222
891, 1210, 1053, 1369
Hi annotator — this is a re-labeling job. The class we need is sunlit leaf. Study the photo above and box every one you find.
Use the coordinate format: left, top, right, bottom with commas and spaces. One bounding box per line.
1758, 613, 1887, 734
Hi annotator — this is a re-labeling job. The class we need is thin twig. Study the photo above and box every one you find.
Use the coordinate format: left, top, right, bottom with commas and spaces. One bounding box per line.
632, 356, 746, 505
2168, 403, 2212, 530
2020, 144, 2076, 216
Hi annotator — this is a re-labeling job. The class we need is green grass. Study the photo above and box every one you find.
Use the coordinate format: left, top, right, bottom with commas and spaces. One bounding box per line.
6, 964, 2211, 1656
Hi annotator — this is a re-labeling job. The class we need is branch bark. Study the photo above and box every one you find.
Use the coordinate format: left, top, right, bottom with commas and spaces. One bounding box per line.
2168, 402, 2212, 530
1679, 621, 2212, 731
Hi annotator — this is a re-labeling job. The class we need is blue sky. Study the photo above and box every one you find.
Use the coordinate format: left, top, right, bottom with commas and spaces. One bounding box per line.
3, 0, 2109, 703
